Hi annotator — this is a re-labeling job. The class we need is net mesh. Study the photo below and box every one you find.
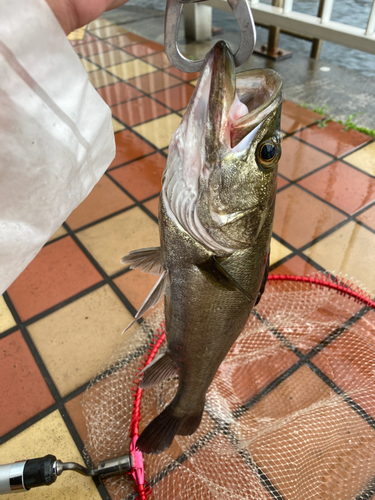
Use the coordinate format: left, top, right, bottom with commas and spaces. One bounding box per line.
82, 273, 375, 500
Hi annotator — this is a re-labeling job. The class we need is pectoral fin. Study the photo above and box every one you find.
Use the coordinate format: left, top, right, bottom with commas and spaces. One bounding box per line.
121, 247, 163, 275
198, 257, 255, 302
123, 269, 168, 333
139, 350, 178, 388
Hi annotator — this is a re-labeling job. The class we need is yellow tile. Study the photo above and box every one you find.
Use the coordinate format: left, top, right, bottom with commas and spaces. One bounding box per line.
87, 49, 134, 68
189, 79, 198, 86
76, 207, 159, 276
80, 58, 99, 73
107, 60, 157, 81
89, 24, 129, 39
345, 142, 375, 177
0, 296, 16, 333
88, 69, 119, 89
133, 114, 181, 149
270, 237, 292, 266
27, 285, 135, 397
48, 226, 67, 243
67, 26, 87, 41
304, 220, 375, 295
0, 411, 102, 500
178, 108, 187, 116
112, 117, 126, 133
88, 18, 113, 30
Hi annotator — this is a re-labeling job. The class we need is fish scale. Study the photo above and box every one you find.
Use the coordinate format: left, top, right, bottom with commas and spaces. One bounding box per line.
122, 40, 282, 454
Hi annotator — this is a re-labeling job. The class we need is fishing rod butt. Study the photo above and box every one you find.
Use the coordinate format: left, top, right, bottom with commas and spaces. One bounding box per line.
0, 455, 57, 495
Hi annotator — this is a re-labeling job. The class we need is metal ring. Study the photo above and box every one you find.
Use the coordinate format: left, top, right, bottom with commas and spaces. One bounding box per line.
164, 0, 256, 73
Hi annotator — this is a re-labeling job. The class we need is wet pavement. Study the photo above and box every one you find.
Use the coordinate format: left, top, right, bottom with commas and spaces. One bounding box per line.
0, 15, 375, 500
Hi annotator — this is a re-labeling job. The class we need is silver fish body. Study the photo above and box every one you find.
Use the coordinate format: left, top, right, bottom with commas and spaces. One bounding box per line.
122, 41, 282, 454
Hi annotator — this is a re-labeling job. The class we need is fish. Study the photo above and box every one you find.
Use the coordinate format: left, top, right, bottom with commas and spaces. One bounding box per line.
121, 40, 282, 454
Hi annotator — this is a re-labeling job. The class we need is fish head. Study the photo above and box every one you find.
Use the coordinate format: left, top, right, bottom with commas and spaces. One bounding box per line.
162, 41, 282, 254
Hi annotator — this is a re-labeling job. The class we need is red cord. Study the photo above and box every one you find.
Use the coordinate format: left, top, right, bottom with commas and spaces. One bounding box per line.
128, 323, 166, 499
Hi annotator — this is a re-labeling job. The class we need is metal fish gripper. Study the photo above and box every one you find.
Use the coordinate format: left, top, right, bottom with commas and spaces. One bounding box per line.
164, 0, 257, 72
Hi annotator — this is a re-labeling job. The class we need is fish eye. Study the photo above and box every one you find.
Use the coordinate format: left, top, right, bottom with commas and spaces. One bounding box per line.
257, 139, 280, 169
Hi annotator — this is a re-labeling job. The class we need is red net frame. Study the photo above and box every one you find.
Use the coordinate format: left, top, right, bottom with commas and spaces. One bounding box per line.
126, 274, 375, 498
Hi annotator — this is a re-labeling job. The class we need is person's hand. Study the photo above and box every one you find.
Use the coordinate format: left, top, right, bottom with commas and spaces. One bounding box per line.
46, 0, 130, 35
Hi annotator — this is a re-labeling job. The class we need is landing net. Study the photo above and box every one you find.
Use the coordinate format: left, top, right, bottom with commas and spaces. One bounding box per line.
83, 273, 375, 500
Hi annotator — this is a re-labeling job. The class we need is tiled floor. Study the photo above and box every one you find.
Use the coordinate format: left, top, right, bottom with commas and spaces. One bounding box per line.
1, 17, 375, 500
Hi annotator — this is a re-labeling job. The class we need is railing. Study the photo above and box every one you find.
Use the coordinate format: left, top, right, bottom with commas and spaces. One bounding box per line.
185, 0, 375, 58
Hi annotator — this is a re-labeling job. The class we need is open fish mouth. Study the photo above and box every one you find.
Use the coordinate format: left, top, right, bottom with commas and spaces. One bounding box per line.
162, 40, 282, 254
186, 40, 283, 153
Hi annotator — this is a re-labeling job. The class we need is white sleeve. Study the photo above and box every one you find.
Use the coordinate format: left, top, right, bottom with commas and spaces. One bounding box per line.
0, 0, 115, 294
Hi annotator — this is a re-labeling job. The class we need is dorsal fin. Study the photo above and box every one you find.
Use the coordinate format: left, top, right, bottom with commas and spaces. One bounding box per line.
121, 247, 163, 275
123, 269, 169, 332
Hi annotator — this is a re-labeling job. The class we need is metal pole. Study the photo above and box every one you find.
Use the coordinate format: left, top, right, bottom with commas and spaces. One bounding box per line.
310, 0, 325, 59
267, 0, 282, 54
366, 0, 375, 35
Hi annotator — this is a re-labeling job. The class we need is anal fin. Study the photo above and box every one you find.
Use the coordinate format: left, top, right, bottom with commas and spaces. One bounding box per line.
139, 350, 178, 389
121, 247, 163, 275
123, 269, 168, 333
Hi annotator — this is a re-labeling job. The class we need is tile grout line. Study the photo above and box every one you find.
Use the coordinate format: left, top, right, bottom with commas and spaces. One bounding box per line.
107, 151, 162, 173
62, 222, 140, 318
2, 293, 61, 401
269, 232, 329, 272
292, 132, 374, 166
224, 426, 287, 500
306, 360, 375, 430
304, 306, 370, 359
269, 250, 326, 274
20, 281, 107, 328
0, 405, 57, 447
204, 403, 287, 500
278, 156, 336, 184
252, 304, 375, 431
58, 406, 112, 500
1, 297, 111, 500
105, 172, 159, 224
0, 323, 19, 341
124, 426, 221, 500
81, 40, 194, 118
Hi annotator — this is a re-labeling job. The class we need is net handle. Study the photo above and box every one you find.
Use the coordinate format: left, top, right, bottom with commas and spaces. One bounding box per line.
127, 274, 375, 498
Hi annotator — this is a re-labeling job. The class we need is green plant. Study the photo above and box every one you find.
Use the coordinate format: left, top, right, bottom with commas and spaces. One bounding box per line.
337, 114, 375, 139
299, 103, 329, 116
298, 103, 375, 137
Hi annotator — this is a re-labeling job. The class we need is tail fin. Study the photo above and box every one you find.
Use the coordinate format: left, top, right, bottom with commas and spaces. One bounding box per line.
137, 405, 204, 454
